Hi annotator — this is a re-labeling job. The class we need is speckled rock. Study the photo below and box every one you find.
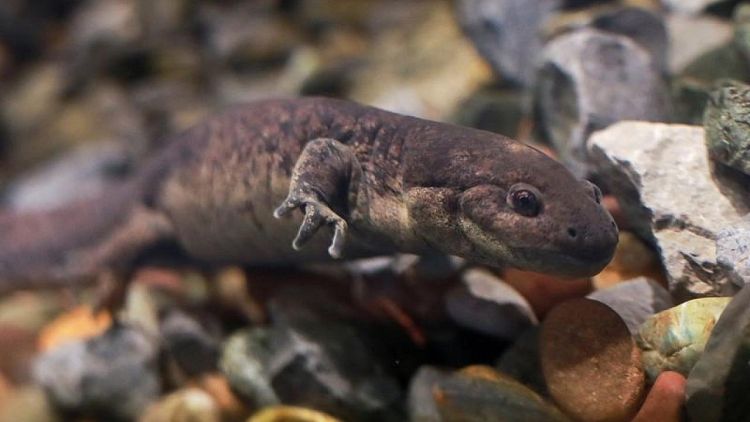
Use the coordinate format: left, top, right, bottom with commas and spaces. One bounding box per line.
33, 324, 161, 421
717, 214, 750, 286
408, 365, 568, 422
541, 298, 645, 422
535, 29, 671, 176
704, 79, 750, 176
588, 277, 673, 335
219, 328, 279, 409
589, 122, 750, 299
686, 285, 750, 422
636, 297, 731, 382
455, 0, 561, 87
445, 268, 537, 340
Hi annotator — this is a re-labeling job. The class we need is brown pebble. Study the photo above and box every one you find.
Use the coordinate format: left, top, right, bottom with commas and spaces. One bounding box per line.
541, 298, 645, 422
502, 268, 592, 318
632, 371, 685, 422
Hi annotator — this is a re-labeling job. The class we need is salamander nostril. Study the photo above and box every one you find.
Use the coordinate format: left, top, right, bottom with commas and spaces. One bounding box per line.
567, 228, 577, 238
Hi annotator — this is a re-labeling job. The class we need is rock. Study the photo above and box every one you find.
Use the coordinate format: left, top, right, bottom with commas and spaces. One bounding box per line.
632, 372, 686, 422
535, 29, 671, 176
0, 386, 59, 422
0, 324, 37, 383
219, 328, 279, 409
452, 89, 526, 138
545, 6, 669, 72
686, 285, 750, 421
541, 298, 645, 422
667, 14, 733, 73
588, 277, 673, 335
160, 309, 221, 379
495, 327, 548, 396
455, 0, 562, 87
195, 374, 248, 421
445, 268, 537, 340
636, 297, 731, 382
735, 4, 750, 64
33, 324, 160, 421
407, 365, 568, 422
501, 268, 592, 318
717, 215, 750, 286
140, 388, 220, 422
248, 406, 343, 422
37, 306, 112, 352
3, 141, 132, 212
589, 122, 750, 298
660, 0, 735, 15
704, 79, 750, 176
592, 231, 665, 290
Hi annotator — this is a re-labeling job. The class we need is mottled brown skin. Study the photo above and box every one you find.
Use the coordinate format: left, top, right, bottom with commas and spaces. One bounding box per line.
0, 97, 618, 292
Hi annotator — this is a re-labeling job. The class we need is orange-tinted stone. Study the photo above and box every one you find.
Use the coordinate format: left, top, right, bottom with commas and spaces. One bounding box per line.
632, 371, 686, 422
37, 306, 111, 352
502, 268, 592, 318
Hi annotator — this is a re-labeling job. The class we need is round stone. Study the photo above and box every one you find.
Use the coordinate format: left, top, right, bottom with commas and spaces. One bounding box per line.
541, 298, 645, 422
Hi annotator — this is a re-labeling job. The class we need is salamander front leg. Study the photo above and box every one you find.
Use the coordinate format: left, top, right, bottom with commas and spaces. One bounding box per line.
273, 138, 361, 258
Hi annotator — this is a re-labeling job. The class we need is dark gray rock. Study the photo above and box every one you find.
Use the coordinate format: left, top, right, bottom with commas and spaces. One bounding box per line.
408, 365, 569, 422
704, 79, 750, 176
717, 214, 750, 286
455, 0, 562, 87
219, 328, 279, 409
686, 285, 750, 422
535, 29, 671, 176
445, 268, 536, 340
588, 276, 673, 335
590, 122, 750, 299
160, 309, 221, 378
33, 324, 160, 421
495, 327, 547, 396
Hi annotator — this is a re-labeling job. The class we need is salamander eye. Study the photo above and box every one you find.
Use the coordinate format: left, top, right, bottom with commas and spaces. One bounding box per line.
507, 184, 542, 217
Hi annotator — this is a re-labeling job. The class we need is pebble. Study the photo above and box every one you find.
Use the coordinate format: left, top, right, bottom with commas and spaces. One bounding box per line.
535, 28, 671, 176
160, 309, 221, 379
666, 14, 733, 73
248, 405, 342, 422
541, 298, 645, 422
219, 328, 279, 409
588, 276, 673, 335
33, 323, 161, 421
686, 285, 750, 422
495, 327, 547, 396
717, 214, 750, 286
445, 268, 537, 340
590, 121, 750, 299
704, 79, 750, 176
140, 388, 221, 422
632, 371, 686, 422
636, 297, 731, 382
455, 0, 561, 87
0, 386, 59, 422
408, 365, 569, 422
37, 306, 111, 352
592, 231, 665, 290
501, 268, 592, 318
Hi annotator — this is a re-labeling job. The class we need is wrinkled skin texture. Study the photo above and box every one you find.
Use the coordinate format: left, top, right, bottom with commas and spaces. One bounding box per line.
0, 97, 617, 292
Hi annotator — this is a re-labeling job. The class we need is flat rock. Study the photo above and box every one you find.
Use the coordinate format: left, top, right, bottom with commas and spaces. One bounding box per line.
541, 298, 645, 422
589, 121, 750, 298
535, 29, 671, 176
636, 297, 731, 382
455, 0, 561, 87
686, 285, 750, 421
717, 214, 750, 286
704, 79, 750, 176
445, 268, 537, 340
588, 276, 673, 335
33, 324, 161, 421
408, 365, 568, 422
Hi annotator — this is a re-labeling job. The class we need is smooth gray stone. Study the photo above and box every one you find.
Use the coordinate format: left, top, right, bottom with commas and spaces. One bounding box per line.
33, 324, 160, 421
686, 285, 750, 422
704, 79, 750, 176
160, 309, 221, 377
535, 29, 671, 177
455, 0, 562, 87
588, 276, 673, 335
219, 328, 279, 408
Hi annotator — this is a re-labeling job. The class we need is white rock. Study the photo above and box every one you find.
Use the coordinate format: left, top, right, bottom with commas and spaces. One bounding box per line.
446, 268, 537, 340
589, 122, 750, 298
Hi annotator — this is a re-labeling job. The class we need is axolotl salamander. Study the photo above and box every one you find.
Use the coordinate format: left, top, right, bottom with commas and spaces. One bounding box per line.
0, 97, 618, 292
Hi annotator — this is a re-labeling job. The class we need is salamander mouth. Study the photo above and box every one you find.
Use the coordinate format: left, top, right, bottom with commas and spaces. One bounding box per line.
509, 246, 615, 278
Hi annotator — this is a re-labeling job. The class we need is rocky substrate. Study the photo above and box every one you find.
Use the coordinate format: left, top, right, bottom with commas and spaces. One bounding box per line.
0, 0, 749, 421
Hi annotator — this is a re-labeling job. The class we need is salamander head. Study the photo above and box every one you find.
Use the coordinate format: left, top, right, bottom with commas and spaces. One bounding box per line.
404, 129, 618, 278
